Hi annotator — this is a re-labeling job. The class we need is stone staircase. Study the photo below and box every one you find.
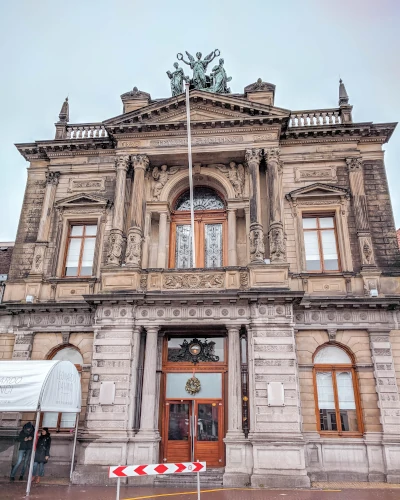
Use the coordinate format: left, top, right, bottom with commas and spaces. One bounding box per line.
154, 468, 224, 487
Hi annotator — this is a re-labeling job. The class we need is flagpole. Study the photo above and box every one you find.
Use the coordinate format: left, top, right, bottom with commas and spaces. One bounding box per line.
185, 82, 196, 268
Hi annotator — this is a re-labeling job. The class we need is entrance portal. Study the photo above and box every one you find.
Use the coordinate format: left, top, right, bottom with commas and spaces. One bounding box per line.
160, 334, 227, 467
164, 400, 223, 466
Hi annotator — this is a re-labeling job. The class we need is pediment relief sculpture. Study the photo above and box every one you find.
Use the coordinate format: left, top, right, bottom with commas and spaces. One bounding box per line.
212, 162, 245, 198
286, 183, 350, 203
55, 192, 112, 209
151, 165, 181, 201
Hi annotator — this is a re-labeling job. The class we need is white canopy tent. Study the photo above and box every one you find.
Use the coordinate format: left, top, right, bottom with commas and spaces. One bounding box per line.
0, 360, 81, 495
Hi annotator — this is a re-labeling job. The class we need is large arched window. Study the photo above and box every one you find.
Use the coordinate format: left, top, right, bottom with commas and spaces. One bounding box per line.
313, 344, 363, 436
42, 345, 83, 431
169, 187, 227, 269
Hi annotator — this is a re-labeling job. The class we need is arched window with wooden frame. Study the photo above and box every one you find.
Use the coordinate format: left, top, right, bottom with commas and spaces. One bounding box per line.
41, 345, 83, 432
313, 344, 363, 437
169, 187, 227, 269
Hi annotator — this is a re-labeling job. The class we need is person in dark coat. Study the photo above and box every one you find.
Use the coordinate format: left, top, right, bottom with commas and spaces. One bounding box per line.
32, 428, 51, 484
10, 422, 35, 481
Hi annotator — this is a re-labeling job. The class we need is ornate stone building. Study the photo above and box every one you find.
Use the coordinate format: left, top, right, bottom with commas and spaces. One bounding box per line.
1, 56, 400, 487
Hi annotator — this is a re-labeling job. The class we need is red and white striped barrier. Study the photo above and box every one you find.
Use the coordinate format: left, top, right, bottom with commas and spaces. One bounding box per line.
109, 462, 207, 500
109, 462, 206, 478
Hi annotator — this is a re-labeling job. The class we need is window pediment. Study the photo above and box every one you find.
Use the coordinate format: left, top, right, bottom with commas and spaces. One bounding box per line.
55, 193, 111, 209
286, 183, 350, 204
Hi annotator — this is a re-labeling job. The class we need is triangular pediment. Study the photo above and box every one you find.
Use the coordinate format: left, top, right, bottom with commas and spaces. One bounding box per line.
286, 183, 350, 201
55, 193, 111, 207
104, 89, 290, 128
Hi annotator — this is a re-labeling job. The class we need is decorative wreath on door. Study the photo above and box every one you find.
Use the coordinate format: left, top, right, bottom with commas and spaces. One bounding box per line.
185, 376, 201, 395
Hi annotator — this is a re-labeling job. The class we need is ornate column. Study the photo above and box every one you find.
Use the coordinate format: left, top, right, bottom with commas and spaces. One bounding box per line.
346, 157, 376, 268
227, 208, 238, 266
266, 148, 286, 263
30, 171, 60, 275
106, 156, 130, 265
125, 154, 149, 267
157, 212, 168, 268
227, 327, 243, 436
136, 326, 159, 437
245, 148, 264, 263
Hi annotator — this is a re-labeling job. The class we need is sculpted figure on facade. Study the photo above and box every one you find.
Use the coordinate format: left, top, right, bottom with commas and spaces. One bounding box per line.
210, 58, 232, 94
249, 223, 265, 262
125, 228, 142, 267
216, 162, 245, 197
151, 165, 179, 201
167, 62, 189, 96
178, 49, 219, 91
269, 224, 286, 263
106, 230, 123, 266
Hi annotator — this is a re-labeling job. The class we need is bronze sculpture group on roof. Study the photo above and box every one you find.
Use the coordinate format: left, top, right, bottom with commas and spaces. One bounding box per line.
167, 49, 232, 96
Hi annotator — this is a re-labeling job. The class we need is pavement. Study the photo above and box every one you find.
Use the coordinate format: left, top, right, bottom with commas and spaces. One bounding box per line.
2, 482, 400, 500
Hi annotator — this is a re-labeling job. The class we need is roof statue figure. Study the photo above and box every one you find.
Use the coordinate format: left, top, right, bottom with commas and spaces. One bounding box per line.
175, 49, 231, 95
167, 62, 189, 96
210, 58, 232, 94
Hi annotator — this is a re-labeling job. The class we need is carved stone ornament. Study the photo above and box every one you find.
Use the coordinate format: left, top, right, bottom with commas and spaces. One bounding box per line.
62, 332, 70, 344
46, 171, 61, 185
245, 148, 262, 166
346, 157, 363, 171
106, 229, 124, 266
169, 338, 220, 364
361, 236, 374, 266
265, 147, 283, 171
269, 223, 286, 263
328, 329, 337, 342
163, 273, 224, 289
151, 165, 179, 201
139, 274, 148, 290
216, 162, 245, 198
31, 245, 46, 274
125, 227, 142, 267
132, 154, 149, 171
185, 376, 201, 395
244, 78, 275, 93
115, 155, 130, 171
249, 223, 265, 262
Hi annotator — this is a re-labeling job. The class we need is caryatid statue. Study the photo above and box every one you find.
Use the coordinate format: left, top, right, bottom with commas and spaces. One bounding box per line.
177, 49, 220, 90
167, 62, 189, 96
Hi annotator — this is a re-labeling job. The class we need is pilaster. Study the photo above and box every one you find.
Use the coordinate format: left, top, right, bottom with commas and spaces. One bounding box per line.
266, 148, 286, 263
227, 208, 238, 266
245, 148, 265, 263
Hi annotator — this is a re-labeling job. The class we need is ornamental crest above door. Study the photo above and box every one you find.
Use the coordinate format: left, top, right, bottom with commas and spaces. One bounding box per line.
168, 338, 220, 364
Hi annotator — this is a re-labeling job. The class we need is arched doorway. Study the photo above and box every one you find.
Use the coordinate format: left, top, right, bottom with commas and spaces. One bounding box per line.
169, 187, 227, 269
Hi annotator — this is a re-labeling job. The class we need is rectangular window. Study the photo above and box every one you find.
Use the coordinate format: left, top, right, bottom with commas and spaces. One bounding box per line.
64, 224, 97, 277
42, 412, 77, 431
303, 216, 339, 272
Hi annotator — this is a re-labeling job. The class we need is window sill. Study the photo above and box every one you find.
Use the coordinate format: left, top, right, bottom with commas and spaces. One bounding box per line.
48, 277, 98, 283
318, 431, 363, 438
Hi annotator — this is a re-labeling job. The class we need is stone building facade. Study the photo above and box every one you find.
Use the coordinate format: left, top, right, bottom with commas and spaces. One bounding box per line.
1, 71, 400, 487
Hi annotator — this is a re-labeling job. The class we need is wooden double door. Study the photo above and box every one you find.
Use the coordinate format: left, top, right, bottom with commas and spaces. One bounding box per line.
164, 399, 223, 467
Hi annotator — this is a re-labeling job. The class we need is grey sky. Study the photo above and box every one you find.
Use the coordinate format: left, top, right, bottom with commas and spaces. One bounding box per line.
1, 0, 399, 241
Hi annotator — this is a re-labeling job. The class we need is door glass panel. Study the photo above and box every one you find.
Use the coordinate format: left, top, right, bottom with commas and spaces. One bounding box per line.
336, 371, 358, 432
166, 373, 222, 399
205, 224, 223, 268
197, 403, 218, 441
316, 372, 337, 431
175, 225, 193, 268
168, 403, 190, 440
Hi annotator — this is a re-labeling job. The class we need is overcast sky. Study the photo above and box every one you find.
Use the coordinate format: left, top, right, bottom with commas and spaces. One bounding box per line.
0, 0, 399, 241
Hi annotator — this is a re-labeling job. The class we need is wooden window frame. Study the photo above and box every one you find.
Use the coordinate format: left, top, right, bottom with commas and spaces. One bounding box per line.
169, 210, 228, 269
42, 345, 82, 433
62, 223, 97, 278
313, 347, 363, 438
302, 213, 341, 273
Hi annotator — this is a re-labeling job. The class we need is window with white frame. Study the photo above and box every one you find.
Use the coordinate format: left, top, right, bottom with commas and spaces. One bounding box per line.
302, 215, 340, 272
64, 224, 97, 277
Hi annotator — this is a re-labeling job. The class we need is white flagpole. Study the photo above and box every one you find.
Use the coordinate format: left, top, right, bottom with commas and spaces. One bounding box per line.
185, 82, 196, 268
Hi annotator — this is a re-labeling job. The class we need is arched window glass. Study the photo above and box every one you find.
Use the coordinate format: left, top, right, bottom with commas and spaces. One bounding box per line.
175, 187, 224, 211
42, 346, 82, 431
171, 187, 226, 269
313, 345, 362, 436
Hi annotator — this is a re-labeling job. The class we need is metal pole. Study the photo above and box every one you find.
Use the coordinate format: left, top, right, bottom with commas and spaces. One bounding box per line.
69, 413, 79, 480
26, 411, 40, 496
197, 471, 201, 500
185, 82, 196, 268
116, 476, 121, 500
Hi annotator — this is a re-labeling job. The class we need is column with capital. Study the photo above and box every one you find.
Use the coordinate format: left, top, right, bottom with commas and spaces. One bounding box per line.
245, 148, 264, 263
106, 156, 130, 265
125, 154, 149, 267
266, 148, 286, 263
30, 171, 60, 275
227, 208, 238, 266
346, 157, 376, 268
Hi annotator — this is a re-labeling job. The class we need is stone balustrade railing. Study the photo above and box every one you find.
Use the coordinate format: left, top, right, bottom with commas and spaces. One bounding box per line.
66, 124, 108, 139
289, 109, 342, 127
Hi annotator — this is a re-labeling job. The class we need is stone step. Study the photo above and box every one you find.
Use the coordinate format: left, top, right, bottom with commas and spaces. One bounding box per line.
154, 468, 224, 487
